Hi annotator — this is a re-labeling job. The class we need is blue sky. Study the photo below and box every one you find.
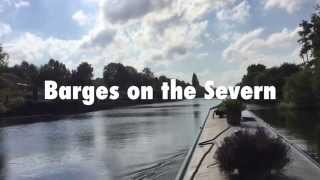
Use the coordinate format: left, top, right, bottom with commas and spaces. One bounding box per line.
0, 0, 318, 85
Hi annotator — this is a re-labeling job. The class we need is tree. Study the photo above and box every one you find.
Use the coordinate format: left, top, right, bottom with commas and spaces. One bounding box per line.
298, 20, 313, 62
240, 63, 300, 102
192, 73, 200, 88
241, 64, 266, 86
10, 61, 39, 100
298, 5, 320, 62
0, 45, 9, 73
39, 59, 71, 85
103, 63, 130, 90
71, 62, 93, 85
283, 70, 315, 107
11, 61, 39, 82
142, 67, 154, 79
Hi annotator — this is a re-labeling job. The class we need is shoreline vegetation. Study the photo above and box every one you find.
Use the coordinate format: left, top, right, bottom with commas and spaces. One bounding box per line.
237, 6, 320, 111
2, 6, 320, 121
0, 48, 206, 119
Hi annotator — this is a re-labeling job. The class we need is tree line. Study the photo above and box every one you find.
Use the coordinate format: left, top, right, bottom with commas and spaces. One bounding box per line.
239, 5, 320, 108
0, 57, 196, 96
0, 46, 205, 113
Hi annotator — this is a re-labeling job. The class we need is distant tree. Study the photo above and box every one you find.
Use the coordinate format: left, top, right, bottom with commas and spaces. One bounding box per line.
39, 59, 71, 85
278, 63, 301, 77
192, 73, 200, 87
103, 63, 130, 90
103, 62, 191, 98
241, 64, 266, 86
71, 62, 93, 85
0, 45, 9, 73
298, 20, 313, 62
159, 75, 169, 83
298, 5, 320, 62
11, 61, 39, 82
240, 63, 300, 102
142, 67, 154, 79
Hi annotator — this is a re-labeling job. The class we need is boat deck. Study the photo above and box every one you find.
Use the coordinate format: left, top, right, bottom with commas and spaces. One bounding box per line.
182, 110, 320, 180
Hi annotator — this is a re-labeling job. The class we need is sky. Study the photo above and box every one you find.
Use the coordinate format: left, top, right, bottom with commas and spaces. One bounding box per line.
0, 0, 318, 86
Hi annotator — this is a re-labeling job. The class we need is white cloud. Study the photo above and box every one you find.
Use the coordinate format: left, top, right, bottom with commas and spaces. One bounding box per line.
14, 0, 30, 8
81, 27, 116, 48
0, 23, 12, 37
100, 0, 173, 24
3, 0, 258, 82
218, 27, 302, 86
4, 33, 80, 66
72, 10, 90, 26
263, 0, 303, 13
80, 0, 219, 58
223, 27, 301, 66
216, 1, 250, 23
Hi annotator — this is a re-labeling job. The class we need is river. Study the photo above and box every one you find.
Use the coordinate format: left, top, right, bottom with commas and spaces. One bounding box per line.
253, 108, 320, 164
0, 99, 220, 180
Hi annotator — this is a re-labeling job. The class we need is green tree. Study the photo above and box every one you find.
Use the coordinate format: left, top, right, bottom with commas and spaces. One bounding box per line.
71, 62, 93, 85
298, 20, 313, 62
284, 70, 315, 107
192, 73, 200, 88
103, 63, 130, 90
241, 64, 266, 86
11, 61, 39, 82
298, 5, 320, 62
0, 45, 9, 73
11, 61, 39, 100
142, 67, 154, 79
39, 59, 71, 85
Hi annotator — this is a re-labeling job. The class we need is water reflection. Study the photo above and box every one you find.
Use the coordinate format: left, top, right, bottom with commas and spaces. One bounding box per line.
0, 99, 219, 180
0, 128, 6, 180
254, 108, 320, 163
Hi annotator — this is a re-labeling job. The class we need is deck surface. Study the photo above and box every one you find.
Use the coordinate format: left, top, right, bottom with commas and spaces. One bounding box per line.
183, 110, 320, 180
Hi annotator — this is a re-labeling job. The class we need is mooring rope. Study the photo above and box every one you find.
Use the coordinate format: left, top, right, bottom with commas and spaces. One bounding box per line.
190, 126, 231, 180
198, 126, 231, 146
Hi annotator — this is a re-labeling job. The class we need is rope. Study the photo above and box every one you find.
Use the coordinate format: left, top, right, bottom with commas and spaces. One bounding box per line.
198, 126, 231, 146
190, 126, 231, 180
190, 143, 214, 180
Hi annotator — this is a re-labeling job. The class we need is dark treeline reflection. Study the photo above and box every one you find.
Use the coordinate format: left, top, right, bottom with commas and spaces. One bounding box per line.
0, 99, 219, 180
0, 129, 6, 180
254, 108, 320, 163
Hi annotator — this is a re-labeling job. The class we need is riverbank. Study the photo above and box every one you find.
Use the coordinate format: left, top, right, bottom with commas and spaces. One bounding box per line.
0, 99, 177, 126
2, 99, 177, 116
178, 109, 320, 180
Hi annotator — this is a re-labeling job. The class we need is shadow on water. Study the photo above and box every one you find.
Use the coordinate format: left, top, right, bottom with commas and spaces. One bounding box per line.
0, 113, 94, 128
253, 108, 320, 163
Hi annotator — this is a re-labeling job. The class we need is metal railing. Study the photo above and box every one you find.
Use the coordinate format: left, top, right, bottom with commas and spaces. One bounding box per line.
175, 108, 214, 180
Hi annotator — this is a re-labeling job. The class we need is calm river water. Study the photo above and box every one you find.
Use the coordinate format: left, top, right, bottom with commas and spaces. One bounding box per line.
253, 108, 320, 164
0, 99, 220, 180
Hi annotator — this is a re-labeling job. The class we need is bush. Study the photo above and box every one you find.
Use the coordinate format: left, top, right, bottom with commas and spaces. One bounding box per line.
224, 99, 244, 126
215, 128, 290, 179
216, 103, 226, 118
7, 96, 26, 110
283, 70, 315, 107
